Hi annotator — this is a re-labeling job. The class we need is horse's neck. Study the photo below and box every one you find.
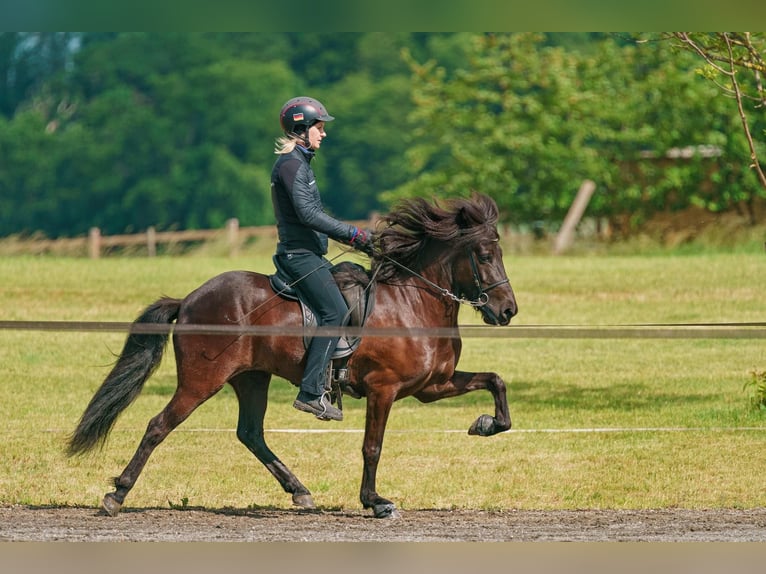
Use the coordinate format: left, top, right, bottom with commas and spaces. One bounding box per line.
379, 261, 459, 326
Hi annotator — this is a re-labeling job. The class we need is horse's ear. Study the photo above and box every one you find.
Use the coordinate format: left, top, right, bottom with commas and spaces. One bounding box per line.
455, 206, 470, 229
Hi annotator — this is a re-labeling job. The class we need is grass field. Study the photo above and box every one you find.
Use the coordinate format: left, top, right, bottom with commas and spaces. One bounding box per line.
0, 248, 764, 512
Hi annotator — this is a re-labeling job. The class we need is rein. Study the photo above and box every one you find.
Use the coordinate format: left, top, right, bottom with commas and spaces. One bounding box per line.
241, 243, 509, 323
237, 251, 351, 323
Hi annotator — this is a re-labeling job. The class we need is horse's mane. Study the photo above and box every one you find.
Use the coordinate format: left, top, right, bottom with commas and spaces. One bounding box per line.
370, 193, 499, 282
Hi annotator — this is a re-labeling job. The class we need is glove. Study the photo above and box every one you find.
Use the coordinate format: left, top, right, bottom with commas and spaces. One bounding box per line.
350, 227, 375, 255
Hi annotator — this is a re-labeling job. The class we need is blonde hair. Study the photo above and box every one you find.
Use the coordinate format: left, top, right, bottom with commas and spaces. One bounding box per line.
274, 135, 299, 155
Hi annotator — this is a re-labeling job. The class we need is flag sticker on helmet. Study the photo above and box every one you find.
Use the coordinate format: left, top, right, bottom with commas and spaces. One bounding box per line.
293, 112, 304, 122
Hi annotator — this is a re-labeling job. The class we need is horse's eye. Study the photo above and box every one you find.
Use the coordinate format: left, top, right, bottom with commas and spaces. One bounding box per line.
478, 253, 492, 264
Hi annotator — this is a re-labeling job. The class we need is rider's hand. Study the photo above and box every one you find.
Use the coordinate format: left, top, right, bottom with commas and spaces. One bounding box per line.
350, 228, 375, 255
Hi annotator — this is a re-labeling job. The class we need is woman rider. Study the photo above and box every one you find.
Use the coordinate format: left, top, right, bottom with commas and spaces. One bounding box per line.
271, 96, 373, 421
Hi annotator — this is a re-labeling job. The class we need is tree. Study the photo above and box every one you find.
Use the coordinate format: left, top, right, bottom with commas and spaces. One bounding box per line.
387, 32, 765, 232
0, 33, 76, 118
3, 33, 762, 239
386, 33, 633, 225
666, 32, 766, 223
0, 108, 59, 234
40, 34, 301, 235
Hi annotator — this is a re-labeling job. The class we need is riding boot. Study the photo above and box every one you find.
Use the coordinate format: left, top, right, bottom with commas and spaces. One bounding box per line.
294, 390, 343, 421
293, 338, 343, 421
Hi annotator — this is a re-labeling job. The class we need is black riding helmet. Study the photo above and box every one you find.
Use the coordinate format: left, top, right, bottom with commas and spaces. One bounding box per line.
279, 97, 335, 139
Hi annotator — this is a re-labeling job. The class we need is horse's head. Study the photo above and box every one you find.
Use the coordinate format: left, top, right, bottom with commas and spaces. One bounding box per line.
441, 193, 517, 325
372, 192, 518, 325
452, 234, 518, 326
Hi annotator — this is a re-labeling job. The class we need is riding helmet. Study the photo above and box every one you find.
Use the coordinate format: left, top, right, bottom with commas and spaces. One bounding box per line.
279, 97, 335, 136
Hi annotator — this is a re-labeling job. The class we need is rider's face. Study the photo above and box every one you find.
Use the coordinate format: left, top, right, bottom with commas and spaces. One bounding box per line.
307, 121, 326, 150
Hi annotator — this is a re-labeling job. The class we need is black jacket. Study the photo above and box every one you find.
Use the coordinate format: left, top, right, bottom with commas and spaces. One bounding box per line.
271, 146, 356, 255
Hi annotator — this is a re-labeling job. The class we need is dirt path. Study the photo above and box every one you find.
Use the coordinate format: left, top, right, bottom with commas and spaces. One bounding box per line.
2, 505, 766, 542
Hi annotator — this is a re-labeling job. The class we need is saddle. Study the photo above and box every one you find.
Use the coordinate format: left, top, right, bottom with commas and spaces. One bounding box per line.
269, 257, 375, 387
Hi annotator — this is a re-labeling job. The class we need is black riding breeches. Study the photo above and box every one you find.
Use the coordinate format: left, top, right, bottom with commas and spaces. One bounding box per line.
275, 252, 349, 395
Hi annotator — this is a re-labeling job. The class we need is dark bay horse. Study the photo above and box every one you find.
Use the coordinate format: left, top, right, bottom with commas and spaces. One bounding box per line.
67, 193, 518, 518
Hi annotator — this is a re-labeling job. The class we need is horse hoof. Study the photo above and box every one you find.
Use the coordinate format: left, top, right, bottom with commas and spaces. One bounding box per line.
373, 503, 399, 519
292, 493, 316, 509
101, 493, 122, 517
468, 414, 496, 436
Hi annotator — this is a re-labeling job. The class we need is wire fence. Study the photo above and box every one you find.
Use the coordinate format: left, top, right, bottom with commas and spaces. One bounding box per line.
1, 320, 764, 339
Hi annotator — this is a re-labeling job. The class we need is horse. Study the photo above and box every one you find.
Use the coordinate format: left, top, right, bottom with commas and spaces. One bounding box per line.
67, 192, 518, 519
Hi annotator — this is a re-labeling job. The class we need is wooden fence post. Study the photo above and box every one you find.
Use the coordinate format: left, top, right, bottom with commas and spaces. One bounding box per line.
147, 226, 156, 257
226, 218, 240, 257
88, 227, 101, 259
553, 180, 596, 255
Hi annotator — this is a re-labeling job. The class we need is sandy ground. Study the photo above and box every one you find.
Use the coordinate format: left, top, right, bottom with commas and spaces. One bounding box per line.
2, 505, 766, 542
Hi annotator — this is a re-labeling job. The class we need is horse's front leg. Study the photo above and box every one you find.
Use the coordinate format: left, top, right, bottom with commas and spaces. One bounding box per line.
360, 389, 399, 519
413, 370, 511, 436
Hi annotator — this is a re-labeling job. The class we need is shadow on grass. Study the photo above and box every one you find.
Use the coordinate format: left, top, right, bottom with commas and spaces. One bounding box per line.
507, 379, 716, 412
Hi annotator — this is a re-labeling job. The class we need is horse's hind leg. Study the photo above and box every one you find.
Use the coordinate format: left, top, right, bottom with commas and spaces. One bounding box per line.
230, 372, 314, 509
102, 386, 219, 516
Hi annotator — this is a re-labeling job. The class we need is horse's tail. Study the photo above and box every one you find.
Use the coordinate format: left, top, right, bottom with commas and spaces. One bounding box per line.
67, 297, 181, 457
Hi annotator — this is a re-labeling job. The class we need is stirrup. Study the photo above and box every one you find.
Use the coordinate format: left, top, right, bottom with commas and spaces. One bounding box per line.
333, 367, 349, 382
323, 364, 346, 411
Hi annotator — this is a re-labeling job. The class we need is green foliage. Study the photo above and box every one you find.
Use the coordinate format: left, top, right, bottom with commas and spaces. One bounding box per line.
0, 33, 76, 117
744, 369, 766, 411
0, 33, 764, 239
168, 496, 190, 509
388, 33, 765, 232
0, 108, 60, 234
323, 73, 415, 217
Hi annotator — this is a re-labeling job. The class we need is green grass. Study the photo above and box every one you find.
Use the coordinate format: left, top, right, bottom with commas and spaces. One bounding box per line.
0, 250, 764, 511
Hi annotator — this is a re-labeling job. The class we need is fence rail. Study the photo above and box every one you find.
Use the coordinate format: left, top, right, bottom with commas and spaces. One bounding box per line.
8, 218, 373, 258
87, 218, 257, 258
2, 320, 764, 338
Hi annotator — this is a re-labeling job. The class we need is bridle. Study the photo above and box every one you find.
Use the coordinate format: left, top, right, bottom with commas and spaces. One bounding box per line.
464, 249, 511, 306
382, 246, 509, 309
